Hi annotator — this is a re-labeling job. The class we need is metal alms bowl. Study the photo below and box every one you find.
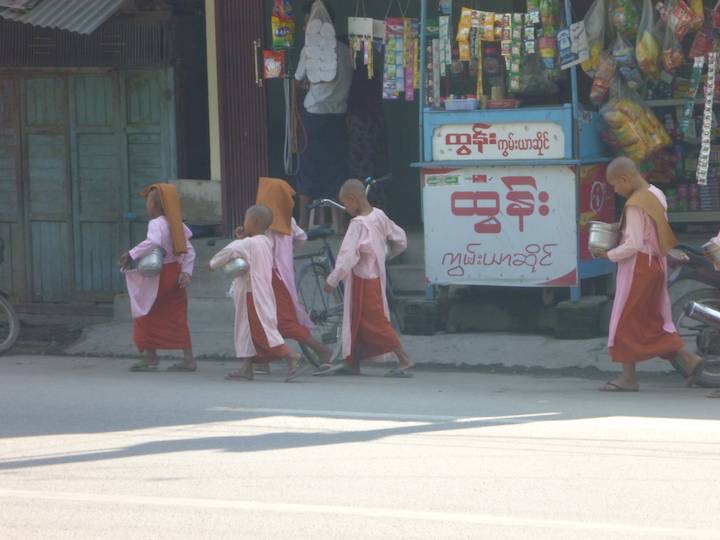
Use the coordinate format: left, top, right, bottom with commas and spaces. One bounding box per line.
136, 247, 166, 277
223, 257, 249, 278
587, 221, 620, 252
702, 241, 720, 266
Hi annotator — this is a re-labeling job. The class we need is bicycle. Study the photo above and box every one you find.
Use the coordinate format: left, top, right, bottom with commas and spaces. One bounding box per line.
0, 238, 20, 354
294, 175, 403, 368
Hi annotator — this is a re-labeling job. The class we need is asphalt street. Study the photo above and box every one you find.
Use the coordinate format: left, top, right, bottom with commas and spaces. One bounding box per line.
1, 355, 719, 539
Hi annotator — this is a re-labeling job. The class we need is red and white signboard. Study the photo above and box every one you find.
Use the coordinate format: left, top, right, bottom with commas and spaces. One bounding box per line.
423, 165, 578, 287
432, 122, 565, 161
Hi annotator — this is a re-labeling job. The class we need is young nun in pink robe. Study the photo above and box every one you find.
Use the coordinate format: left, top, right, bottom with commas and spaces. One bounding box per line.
120, 183, 196, 373
595, 157, 703, 392
209, 205, 304, 382
318, 179, 414, 377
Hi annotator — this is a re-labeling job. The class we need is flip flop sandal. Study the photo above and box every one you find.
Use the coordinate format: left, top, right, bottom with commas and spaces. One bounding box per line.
286, 359, 307, 382
599, 381, 639, 392
226, 369, 253, 381
130, 361, 159, 372
313, 363, 341, 376
384, 368, 413, 378
686, 359, 706, 387
167, 362, 197, 372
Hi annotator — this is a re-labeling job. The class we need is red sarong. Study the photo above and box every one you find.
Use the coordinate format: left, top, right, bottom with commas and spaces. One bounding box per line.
247, 292, 293, 362
346, 275, 400, 368
610, 253, 683, 363
272, 269, 311, 342
133, 262, 192, 352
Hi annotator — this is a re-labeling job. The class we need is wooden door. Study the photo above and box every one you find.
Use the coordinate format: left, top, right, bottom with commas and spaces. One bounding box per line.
215, 0, 268, 230
24, 76, 73, 302
0, 76, 24, 298
123, 69, 176, 246
69, 73, 124, 300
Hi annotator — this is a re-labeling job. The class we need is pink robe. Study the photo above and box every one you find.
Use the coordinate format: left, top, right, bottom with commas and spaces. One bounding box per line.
209, 235, 284, 358
267, 218, 313, 329
326, 208, 407, 359
607, 186, 675, 347
124, 217, 195, 319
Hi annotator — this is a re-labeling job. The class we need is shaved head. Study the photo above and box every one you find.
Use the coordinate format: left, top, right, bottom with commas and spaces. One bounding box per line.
607, 156, 639, 182
339, 179, 366, 200
246, 204, 273, 231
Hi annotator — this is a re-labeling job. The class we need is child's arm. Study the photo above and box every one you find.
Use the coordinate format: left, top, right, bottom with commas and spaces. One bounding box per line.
292, 219, 307, 249
607, 207, 644, 262
123, 219, 162, 266
180, 227, 196, 276
209, 240, 245, 271
386, 218, 407, 259
325, 222, 362, 289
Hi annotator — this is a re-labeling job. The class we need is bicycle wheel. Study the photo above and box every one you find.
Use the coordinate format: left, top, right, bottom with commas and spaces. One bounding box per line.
0, 294, 20, 354
296, 262, 344, 367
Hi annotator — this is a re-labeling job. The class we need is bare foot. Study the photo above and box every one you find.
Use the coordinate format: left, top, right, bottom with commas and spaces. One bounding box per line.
286, 354, 306, 382
226, 361, 253, 381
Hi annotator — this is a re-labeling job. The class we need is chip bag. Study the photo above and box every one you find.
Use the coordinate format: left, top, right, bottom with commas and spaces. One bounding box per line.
657, 0, 697, 41
661, 23, 685, 72
271, 0, 294, 49
610, 0, 640, 39
581, 0, 607, 77
636, 0, 660, 80
590, 52, 617, 104
613, 34, 643, 90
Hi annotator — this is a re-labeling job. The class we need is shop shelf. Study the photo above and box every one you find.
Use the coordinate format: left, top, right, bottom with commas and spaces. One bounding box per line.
669, 211, 720, 223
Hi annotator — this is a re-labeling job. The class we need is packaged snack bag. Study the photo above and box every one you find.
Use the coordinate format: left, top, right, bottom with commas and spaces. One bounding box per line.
613, 34, 643, 90
636, 0, 660, 80
590, 52, 617, 104
661, 23, 685, 72
581, 0, 607, 77
271, 0, 294, 49
610, 0, 640, 39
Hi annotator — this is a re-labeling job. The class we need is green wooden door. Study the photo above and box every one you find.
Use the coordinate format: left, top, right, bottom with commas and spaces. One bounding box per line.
0, 77, 25, 298
69, 73, 125, 300
24, 76, 73, 302
123, 69, 176, 246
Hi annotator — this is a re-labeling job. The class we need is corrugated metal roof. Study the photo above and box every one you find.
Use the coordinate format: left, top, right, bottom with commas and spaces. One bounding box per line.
0, 0, 126, 34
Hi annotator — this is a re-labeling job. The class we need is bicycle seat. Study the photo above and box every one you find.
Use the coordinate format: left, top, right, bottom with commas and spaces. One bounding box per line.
307, 224, 335, 242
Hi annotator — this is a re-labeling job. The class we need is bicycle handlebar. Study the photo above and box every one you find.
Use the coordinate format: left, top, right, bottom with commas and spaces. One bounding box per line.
307, 175, 393, 211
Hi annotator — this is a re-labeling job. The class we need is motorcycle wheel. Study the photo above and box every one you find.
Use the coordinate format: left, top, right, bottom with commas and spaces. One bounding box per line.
671, 287, 720, 384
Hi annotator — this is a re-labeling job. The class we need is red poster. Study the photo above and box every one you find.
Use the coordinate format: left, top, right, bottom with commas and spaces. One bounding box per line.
578, 164, 615, 262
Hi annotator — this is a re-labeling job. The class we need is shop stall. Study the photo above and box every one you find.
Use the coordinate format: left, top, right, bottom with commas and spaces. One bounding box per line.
415, 0, 616, 301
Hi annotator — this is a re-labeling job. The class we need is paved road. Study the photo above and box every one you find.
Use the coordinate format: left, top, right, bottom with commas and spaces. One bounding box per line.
1, 355, 719, 539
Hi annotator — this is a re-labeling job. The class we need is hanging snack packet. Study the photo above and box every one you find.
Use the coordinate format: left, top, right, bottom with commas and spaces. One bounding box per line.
271, 0, 294, 49
263, 50, 285, 79
581, 0, 607, 77
613, 34, 643, 90
610, 0, 640, 39
689, 0, 705, 30
540, 0, 561, 37
661, 23, 685, 72
590, 52, 617, 104
657, 0, 696, 41
689, 26, 714, 58
636, 0, 660, 80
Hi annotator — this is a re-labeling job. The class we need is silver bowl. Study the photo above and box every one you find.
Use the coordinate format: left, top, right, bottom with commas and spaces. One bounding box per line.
703, 241, 720, 266
223, 257, 250, 278
588, 221, 619, 252
136, 247, 166, 277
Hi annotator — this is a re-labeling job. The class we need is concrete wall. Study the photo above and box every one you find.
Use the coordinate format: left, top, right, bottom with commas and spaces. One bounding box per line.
170, 179, 222, 225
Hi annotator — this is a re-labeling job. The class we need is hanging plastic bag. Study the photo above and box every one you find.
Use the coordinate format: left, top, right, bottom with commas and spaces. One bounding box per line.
661, 23, 684, 72
590, 52, 617, 104
657, 0, 697, 41
610, 0, 640, 39
636, 0, 660, 80
690, 26, 714, 58
601, 83, 671, 162
271, 0, 295, 49
613, 34, 643, 90
689, 0, 705, 30
581, 0, 607, 77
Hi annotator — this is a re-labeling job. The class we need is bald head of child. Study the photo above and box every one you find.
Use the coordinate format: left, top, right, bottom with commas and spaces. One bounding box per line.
606, 157, 648, 199
339, 179, 372, 217
243, 204, 273, 237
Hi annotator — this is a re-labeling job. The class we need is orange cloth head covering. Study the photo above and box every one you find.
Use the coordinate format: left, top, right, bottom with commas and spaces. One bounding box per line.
141, 183, 187, 256
255, 177, 295, 235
